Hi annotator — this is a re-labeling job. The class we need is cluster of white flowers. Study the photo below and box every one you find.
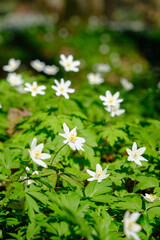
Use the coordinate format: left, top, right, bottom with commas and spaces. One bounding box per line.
100, 90, 125, 117
3, 58, 21, 72
3, 58, 27, 95
30, 59, 59, 75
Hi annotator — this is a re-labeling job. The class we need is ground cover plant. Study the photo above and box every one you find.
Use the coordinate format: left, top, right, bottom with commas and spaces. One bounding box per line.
0, 18, 160, 240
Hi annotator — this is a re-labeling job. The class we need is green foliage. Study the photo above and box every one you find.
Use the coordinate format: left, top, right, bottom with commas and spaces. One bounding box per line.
0, 19, 160, 240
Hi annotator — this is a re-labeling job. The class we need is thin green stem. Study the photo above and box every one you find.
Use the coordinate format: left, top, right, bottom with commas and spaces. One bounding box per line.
0, 185, 13, 209
50, 143, 67, 166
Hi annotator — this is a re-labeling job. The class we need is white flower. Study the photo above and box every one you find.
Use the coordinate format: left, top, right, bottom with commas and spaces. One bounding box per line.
0, 104, 2, 109
143, 193, 160, 202
123, 211, 142, 240
20, 176, 36, 186
16, 85, 27, 94
105, 104, 125, 117
120, 78, 134, 91
43, 65, 59, 75
24, 81, 46, 97
59, 123, 85, 151
86, 164, 109, 183
59, 54, 80, 72
6, 73, 24, 87
51, 78, 75, 99
126, 142, 148, 166
30, 59, 45, 72
100, 90, 123, 111
157, 81, 160, 89
3, 58, 21, 72
29, 138, 51, 168
87, 73, 104, 85
95, 63, 111, 73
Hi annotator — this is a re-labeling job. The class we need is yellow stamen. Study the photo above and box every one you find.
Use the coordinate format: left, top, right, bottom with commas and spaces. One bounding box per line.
96, 170, 103, 178
34, 150, 42, 159
69, 133, 77, 143
59, 86, 65, 91
32, 85, 38, 91
108, 97, 114, 104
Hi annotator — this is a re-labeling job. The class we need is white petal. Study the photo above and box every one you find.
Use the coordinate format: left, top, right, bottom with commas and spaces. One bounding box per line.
139, 156, 148, 162
113, 91, 120, 99
137, 147, 146, 155
31, 138, 37, 150
130, 231, 141, 240
132, 142, 137, 151
41, 153, 51, 159
33, 159, 47, 168
67, 88, 75, 93
130, 212, 140, 222
96, 164, 102, 172
35, 143, 44, 152
63, 123, 70, 135
126, 148, 132, 156
86, 169, 96, 177
65, 80, 71, 88
87, 177, 96, 182
68, 142, 76, 150
102, 166, 108, 174
99, 95, 106, 101
70, 126, 77, 135
134, 159, 142, 166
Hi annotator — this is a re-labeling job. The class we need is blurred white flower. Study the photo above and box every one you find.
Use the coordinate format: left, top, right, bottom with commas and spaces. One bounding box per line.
0, 104, 2, 109
16, 85, 26, 94
126, 142, 148, 166
29, 138, 51, 168
7, 73, 24, 87
26, 167, 30, 171
95, 63, 111, 73
59, 54, 80, 72
3, 58, 21, 72
120, 78, 134, 91
123, 211, 141, 240
100, 90, 123, 111
59, 123, 85, 151
86, 164, 109, 183
24, 81, 46, 97
157, 81, 160, 89
51, 78, 75, 99
20, 176, 37, 186
105, 104, 125, 117
43, 65, 59, 75
30, 59, 45, 72
143, 193, 160, 202
99, 44, 109, 55
87, 73, 104, 85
